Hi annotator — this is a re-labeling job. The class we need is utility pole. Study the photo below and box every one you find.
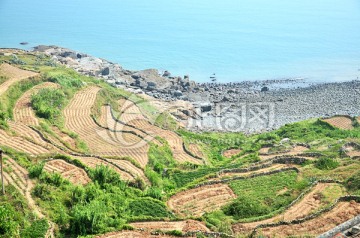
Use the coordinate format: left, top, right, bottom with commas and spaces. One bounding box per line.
0, 149, 4, 195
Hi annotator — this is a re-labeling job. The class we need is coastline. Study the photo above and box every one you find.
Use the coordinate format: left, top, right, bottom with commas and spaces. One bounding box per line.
3, 45, 360, 133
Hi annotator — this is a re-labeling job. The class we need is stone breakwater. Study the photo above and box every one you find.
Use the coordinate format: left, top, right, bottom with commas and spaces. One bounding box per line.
32, 46, 360, 133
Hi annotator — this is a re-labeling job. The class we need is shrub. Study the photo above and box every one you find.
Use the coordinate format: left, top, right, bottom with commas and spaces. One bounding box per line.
346, 171, 360, 191
28, 163, 44, 178
90, 165, 122, 187
21, 219, 49, 238
47, 73, 83, 89
128, 198, 170, 218
224, 196, 269, 219
31, 88, 65, 121
0, 205, 18, 236
70, 200, 115, 235
315, 157, 339, 170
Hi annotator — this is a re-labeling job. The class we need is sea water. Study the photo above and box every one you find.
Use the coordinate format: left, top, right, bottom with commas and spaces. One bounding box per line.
0, 0, 360, 83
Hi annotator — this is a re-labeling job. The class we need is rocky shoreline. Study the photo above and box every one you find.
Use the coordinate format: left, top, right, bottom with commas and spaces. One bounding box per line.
32, 45, 360, 133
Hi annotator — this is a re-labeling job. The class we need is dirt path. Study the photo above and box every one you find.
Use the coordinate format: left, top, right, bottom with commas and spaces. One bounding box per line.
63, 86, 150, 167
167, 184, 237, 218
2, 156, 54, 238
233, 183, 344, 234
13, 82, 59, 126
257, 201, 360, 237
0, 63, 39, 96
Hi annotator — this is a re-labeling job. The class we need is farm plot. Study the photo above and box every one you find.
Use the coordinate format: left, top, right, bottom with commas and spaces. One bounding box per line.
119, 99, 202, 164
13, 82, 59, 126
95, 231, 177, 238
167, 184, 237, 218
223, 149, 242, 158
188, 143, 204, 158
0, 129, 50, 155
259, 145, 309, 160
64, 87, 149, 167
232, 183, 345, 234
8, 121, 52, 149
129, 119, 202, 165
107, 159, 149, 184
2, 156, 46, 219
130, 220, 210, 233
0, 63, 39, 96
119, 99, 147, 123
215, 164, 292, 181
76, 157, 135, 182
323, 116, 354, 130
343, 145, 360, 158
99, 105, 153, 141
2, 156, 55, 237
44, 159, 91, 185
256, 201, 360, 237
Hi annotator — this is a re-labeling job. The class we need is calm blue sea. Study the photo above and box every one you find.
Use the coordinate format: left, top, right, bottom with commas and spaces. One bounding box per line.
0, 0, 360, 83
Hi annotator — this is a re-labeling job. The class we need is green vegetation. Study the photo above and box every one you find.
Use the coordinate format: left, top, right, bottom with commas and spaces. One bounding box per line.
30, 158, 174, 237
31, 88, 66, 122
154, 112, 179, 130
346, 171, 360, 192
315, 157, 340, 170
0, 186, 48, 238
1, 52, 360, 237
226, 171, 308, 219
0, 77, 43, 128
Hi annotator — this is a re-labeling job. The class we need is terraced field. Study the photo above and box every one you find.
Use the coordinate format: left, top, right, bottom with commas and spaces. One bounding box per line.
0, 129, 50, 155
76, 156, 135, 182
95, 231, 177, 238
130, 220, 210, 233
107, 158, 149, 184
257, 201, 360, 237
8, 121, 52, 149
64, 87, 149, 167
99, 105, 153, 141
130, 119, 202, 165
223, 148, 242, 158
0, 63, 38, 95
44, 159, 91, 185
188, 143, 204, 158
259, 145, 309, 160
119, 99, 148, 123
167, 184, 237, 218
13, 82, 59, 126
323, 116, 354, 130
233, 183, 345, 234
2, 156, 55, 237
0, 57, 359, 238
216, 164, 292, 180
118, 99, 203, 164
